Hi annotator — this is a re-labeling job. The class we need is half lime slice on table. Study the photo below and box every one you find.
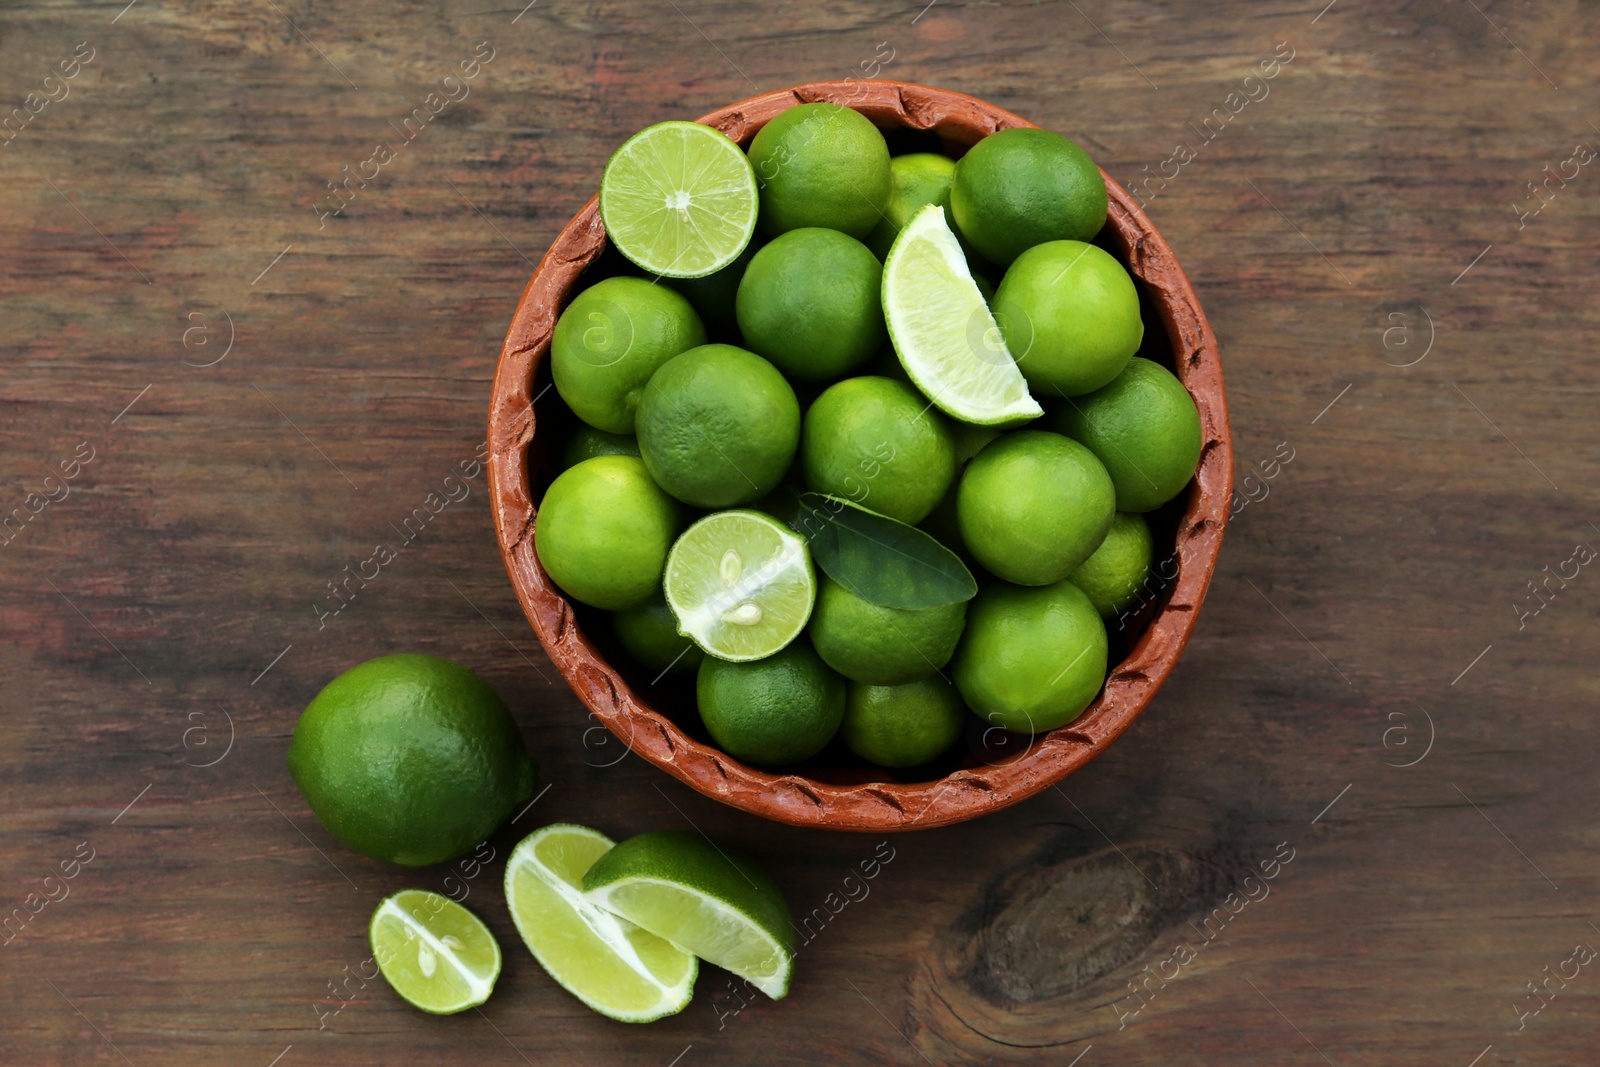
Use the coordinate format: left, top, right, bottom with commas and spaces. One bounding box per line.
882, 203, 1043, 426
370, 889, 501, 1014
599, 120, 759, 279
505, 824, 697, 1023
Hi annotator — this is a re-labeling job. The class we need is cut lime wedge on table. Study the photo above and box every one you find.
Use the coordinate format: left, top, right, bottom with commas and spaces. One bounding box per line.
599, 120, 759, 279
369, 889, 501, 1014
882, 204, 1044, 426
583, 831, 797, 1000
664, 510, 816, 663
504, 824, 696, 1023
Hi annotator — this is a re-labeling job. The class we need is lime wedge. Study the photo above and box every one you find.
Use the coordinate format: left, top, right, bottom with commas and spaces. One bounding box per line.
882, 204, 1043, 426
369, 889, 501, 1014
599, 121, 759, 279
583, 831, 797, 1000
664, 509, 815, 662
504, 824, 696, 1023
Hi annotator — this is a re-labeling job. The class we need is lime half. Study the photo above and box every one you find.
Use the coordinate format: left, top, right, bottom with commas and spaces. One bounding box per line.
664, 510, 816, 662
882, 204, 1043, 426
504, 824, 696, 1023
583, 831, 797, 1000
369, 889, 501, 1015
600, 121, 759, 279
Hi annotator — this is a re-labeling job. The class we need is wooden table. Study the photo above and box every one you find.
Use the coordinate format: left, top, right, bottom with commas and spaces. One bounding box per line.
2, 2, 1594, 1063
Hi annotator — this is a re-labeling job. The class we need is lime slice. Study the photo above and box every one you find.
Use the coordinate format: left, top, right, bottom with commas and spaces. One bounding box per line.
369, 889, 501, 1014
882, 203, 1044, 426
599, 121, 759, 279
504, 824, 696, 1023
583, 831, 797, 1000
664, 510, 815, 663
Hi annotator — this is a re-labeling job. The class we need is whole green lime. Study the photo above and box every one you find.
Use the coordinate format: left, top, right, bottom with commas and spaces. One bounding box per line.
535, 455, 681, 610
1053, 357, 1202, 512
957, 430, 1115, 585
612, 595, 704, 676
736, 229, 884, 382
801, 376, 955, 524
1072, 512, 1155, 618
287, 654, 537, 866
808, 576, 967, 685
993, 240, 1142, 396
562, 426, 640, 470
867, 153, 956, 259
635, 344, 801, 507
747, 103, 891, 239
842, 675, 968, 768
551, 277, 707, 434
697, 641, 845, 766
950, 128, 1106, 266
952, 580, 1107, 734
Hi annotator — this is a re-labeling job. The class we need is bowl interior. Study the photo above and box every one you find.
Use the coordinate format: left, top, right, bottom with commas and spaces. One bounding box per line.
487, 80, 1233, 831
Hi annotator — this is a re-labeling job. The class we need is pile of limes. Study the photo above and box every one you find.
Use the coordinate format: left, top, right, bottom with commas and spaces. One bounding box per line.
537, 104, 1202, 771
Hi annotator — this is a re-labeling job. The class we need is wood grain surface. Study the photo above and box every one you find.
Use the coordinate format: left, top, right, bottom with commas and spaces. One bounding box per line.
2, 2, 1596, 1064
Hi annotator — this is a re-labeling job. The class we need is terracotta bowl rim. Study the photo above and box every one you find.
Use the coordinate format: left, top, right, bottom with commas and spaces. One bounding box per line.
486, 78, 1233, 832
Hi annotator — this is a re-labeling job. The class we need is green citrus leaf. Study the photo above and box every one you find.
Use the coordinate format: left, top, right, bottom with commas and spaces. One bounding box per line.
792, 492, 976, 610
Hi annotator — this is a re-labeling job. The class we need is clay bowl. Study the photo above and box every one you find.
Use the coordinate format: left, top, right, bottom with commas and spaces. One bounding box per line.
488, 80, 1232, 832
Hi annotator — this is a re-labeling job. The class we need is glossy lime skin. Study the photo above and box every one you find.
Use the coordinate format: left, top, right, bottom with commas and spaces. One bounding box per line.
1053, 357, 1202, 513
736, 229, 884, 382
551, 277, 706, 434
867, 153, 957, 259
535, 455, 681, 610
950, 128, 1107, 266
957, 431, 1116, 585
288, 654, 537, 866
747, 103, 892, 239
801, 376, 956, 524
612, 596, 704, 675
842, 676, 968, 768
635, 345, 801, 508
697, 641, 845, 766
993, 240, 1143, 397
1071, 512, 1155, 617
808, 576, 967, 685
952, 581, 1108, 734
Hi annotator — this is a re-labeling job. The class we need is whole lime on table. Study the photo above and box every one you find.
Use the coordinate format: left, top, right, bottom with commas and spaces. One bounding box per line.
697, 640, 845, 766
957, 430, 1116, 585
287, 654, 537, 866
1053, 357, 1202, 513
612, 595, 704, 675
950, 127, 1107, 266
736, 228, 884, 382
993, 239, 1143, 397
808, 576, 966, 686
800, 376, 956, 525
842, 675, 968, 768
535, 454, 681, 611
551, 276, 706, 434
635, 344, 800, 508
867, 152, 956, 259
953, 580, 1108, 734
747, 102, 891, 240
1071, 511, 1155, 618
